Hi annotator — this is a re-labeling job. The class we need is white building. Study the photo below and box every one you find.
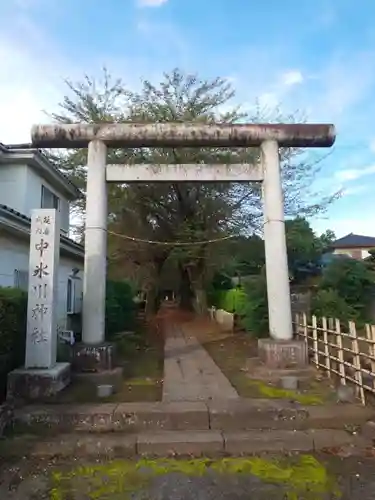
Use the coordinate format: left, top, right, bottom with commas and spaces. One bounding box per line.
0, 142, 84, 332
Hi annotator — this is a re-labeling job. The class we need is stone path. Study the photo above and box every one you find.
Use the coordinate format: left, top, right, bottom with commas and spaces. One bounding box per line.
162, 321, 239, 402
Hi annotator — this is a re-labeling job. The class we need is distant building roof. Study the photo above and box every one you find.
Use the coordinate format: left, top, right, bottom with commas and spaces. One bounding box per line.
331, 233, 375, 249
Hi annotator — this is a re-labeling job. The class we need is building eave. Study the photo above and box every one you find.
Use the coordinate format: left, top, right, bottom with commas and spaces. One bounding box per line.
0, 146, 82, 200
332, 244, 375, 249
0, 205, 84, 260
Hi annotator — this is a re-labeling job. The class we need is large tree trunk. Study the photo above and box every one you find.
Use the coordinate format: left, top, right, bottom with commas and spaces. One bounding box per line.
193, 286, 207, 315
178, 264, 194, 311
145, 257, 167, 317
188, 264, 208, 316
145, 285, 159, 317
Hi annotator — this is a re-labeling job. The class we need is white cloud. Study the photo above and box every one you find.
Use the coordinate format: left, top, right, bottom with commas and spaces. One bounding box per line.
257, 92, 280, 109
335, 164, 375, 182
137, 0, 168, 6
313, 215, 375, 238
313, 50, 375, 121
0, 37, 62, 143
342, 184, 369, 196
281, 70, 304, 86
369, 138, 375, 153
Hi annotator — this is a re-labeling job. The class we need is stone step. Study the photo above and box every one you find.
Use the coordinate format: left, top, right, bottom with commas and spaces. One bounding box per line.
11, 399, 373, 435
1, 428, 366, 459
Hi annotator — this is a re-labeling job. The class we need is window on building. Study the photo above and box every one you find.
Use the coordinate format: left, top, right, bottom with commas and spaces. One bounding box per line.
59, 199, 70, 234
67, 277, 73, 313
41, 185, 59, 210
14, 269, 28, 291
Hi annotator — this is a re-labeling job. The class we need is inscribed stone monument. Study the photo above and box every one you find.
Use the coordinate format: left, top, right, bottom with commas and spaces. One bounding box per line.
7, 208, 71, 400
25, 209, 60, 369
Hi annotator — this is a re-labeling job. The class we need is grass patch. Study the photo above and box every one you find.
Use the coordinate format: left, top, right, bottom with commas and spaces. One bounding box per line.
202, 332, 260, 397
203, 331, 334, 403
49, 455, 340, 500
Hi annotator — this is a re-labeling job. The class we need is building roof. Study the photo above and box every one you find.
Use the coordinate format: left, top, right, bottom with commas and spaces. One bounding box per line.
0, 203, 84, 259
0, 142, 82, 200
331, 233, 375, 249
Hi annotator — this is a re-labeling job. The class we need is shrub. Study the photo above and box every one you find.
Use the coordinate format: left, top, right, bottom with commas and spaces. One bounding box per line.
206, 272, 233, 308
0, 287, 27, 360
221, 287, 248, 315
211, 272, 233, 291
0, 287, 27, 401
319, 258, 375, 322
241, 275, 269, 337
105, 280, 136, 339
311, 288, 358, 323
206, 289, 226, 309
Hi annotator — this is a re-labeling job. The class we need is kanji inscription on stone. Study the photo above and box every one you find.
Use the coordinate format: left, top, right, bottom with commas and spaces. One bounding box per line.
25, 209, 60, 369
35, 238, 49, 258
32, 262, 49, 278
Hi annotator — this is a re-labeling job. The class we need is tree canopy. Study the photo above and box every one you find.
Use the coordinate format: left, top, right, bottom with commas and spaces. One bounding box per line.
213, 217, 336, 286
47, 68, 339, 313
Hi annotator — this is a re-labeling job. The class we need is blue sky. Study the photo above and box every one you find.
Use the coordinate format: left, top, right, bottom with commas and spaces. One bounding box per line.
1, 0, 375, 237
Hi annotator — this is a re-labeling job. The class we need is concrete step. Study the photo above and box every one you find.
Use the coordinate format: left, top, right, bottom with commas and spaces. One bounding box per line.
11, 399, 373, 435
0, 429, 367, 459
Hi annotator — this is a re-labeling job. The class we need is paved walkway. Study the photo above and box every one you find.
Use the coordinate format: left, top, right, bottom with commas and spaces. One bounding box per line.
162, 321, 239, 402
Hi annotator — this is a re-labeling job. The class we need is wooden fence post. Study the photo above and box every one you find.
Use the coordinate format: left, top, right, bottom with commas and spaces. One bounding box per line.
336, 318, 346, 385
294, 313, 299, 337
350, 321, 365, 405
312, 315, 319, 367
322, 316, 331, 377
302, 312, 308, 347
366, 324, 375, 392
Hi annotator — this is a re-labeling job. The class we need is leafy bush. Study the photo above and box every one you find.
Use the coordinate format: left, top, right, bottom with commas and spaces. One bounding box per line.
0, 287, 27, 401
105, 280, 136, 339
206, 289, 225, 308
206, 272, 233, 308
0, 287, 27, 360
210, 272, 233, 291
241, 275, 269, 337
319, 258, 375, 322
311, 288, 358, 322
221, 287, 248, 315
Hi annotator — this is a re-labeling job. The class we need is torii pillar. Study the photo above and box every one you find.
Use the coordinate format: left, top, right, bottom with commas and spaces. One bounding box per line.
31, 123, 335, 370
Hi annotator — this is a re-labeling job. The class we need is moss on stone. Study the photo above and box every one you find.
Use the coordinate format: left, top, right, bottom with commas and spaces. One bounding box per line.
49, 455, 340, 500
248, 379, 324, 405
125, 377, 156, 386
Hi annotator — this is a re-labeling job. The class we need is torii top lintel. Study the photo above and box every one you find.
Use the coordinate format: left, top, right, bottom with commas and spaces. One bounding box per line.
30, 123, 336, 149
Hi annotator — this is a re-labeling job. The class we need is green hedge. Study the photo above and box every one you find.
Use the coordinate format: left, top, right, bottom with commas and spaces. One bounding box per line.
0, 287, 27, 401
105, 280, 136, 339
240, 275, 269, 337
208, 287, 248, 316
220, 287, 248, 315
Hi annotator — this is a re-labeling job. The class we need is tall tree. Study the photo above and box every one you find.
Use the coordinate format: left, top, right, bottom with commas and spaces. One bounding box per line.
319, 229, 336, 250
47, 68, 339, 313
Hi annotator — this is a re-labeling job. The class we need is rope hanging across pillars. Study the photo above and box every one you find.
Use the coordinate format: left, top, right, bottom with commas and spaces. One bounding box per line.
106, 229, 235, 246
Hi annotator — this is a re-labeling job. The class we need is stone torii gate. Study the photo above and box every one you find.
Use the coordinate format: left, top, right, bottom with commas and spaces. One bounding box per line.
31, 123, 335, 369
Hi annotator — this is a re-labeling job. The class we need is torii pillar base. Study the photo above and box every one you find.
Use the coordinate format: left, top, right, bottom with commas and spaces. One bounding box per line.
72, 342, 116, 373
258, 338, 308, 369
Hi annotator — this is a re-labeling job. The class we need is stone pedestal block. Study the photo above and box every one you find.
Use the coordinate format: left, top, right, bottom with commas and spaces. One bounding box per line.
72, 343, 115, 372
7, 362, 71, 400
258, 338, 308, 369
73, 367, 123, 391
0, 402, 13, 436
